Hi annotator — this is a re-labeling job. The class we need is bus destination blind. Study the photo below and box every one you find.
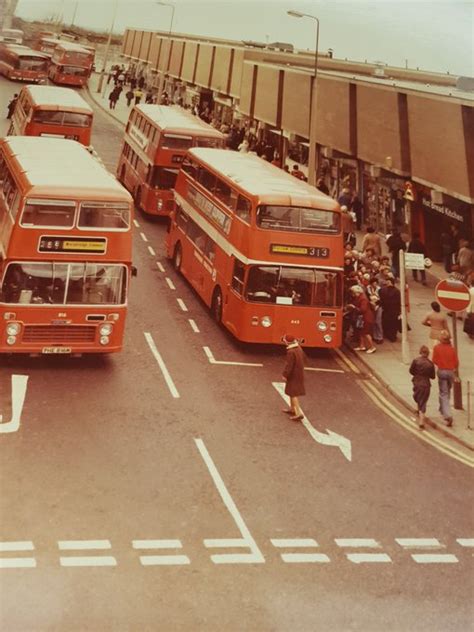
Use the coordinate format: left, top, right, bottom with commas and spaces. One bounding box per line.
270, 244, 329, 258
38, 236, 107, 254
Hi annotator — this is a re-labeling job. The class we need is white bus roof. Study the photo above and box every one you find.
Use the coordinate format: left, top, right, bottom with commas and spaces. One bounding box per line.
53, 41, 93, 53
22, 85, 93, 113
136, 105, 225, 138
3, 137, 130, 199
3, 44, 49, 59
188, 148, 339, 208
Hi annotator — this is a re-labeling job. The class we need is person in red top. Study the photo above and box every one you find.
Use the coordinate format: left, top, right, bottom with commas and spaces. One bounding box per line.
291, 164, 306, 180
432, 330, 459, 426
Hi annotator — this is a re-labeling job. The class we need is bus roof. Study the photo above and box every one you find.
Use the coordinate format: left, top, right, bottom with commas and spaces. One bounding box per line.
22, 85, 93, 114
2, 44, 49, 59
188, 148, 340, 209
2, 137, 131, 200
137, 105, 225, 138
53, 41, 93, 54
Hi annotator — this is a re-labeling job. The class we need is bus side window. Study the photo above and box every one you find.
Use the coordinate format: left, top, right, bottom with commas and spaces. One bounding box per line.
231, 259, 245, 295
176, 206, 188, 231
215, 178, 231, 207
203, 237, 216, 262
197, 167, 216, 193
236, 195, 251, 224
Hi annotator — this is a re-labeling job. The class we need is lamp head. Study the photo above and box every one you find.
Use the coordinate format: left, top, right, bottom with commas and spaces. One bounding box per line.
287, 10, 304, 18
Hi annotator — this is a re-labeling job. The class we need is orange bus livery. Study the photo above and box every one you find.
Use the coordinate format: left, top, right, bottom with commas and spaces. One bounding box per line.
0, 137, 134, 355
166, 148, 344, 347
117, 104, 225, 217
0, 44, 49, 83
8, 85, 94, 146
48, 41, 94, 86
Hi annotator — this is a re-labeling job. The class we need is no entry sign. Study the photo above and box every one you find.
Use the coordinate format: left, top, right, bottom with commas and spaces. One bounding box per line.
435, 279, 471, 312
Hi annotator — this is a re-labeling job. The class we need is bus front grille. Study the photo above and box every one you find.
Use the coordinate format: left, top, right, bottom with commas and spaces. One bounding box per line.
22, 325, 96, 343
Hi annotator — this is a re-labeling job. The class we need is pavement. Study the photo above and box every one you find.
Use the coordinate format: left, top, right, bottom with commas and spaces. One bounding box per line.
85, 71, 474, 451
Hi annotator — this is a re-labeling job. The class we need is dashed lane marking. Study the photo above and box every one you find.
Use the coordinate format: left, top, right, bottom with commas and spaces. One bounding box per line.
140, 232, 148, 242
58, 539, 116, 567
0, 541, 36, 569
188, 319, 200, 333
156, 262, 165, 273
335, 538, 381, 548
165, 277, 176, 290
346, 553, 392, 564
270, 538, 330, 563
0, 375, 29, 434
395, 538, 444, 549
133, 219, 140, 228
144, 332, 180, 398
148, 245, 156, 256
132, 540, 190, 566
177, 298, 188, 312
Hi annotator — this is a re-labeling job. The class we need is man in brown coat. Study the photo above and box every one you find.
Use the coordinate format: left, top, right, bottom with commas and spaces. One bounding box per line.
282, 334, 306, 421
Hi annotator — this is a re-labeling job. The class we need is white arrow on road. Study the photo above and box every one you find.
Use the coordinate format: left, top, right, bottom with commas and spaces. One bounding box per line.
272, 382, 352, 461
0, 375, 29, 434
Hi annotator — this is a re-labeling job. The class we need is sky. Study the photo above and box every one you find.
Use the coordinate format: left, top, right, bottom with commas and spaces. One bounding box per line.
14, 0, 474, 76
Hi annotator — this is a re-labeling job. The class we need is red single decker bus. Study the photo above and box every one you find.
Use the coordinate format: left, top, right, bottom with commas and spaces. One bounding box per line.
166, 149, 344, 347
8, 85, 94, 147
0, 137, 134, 355
117, 105, 225, 217
0, 44, 49, 83
48, 41, 94, 86
32, 36, 59, 57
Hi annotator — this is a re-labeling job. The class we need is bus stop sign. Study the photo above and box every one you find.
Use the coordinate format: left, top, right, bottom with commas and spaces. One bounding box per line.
435, 278, 471, 312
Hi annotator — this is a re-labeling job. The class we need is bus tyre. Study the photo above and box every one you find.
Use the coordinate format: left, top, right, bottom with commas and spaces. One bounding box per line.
173, 243, 182, 272
211, 287, 223, 324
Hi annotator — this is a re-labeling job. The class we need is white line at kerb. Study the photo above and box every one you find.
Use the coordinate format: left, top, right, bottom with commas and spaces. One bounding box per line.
144, 332, 180, 398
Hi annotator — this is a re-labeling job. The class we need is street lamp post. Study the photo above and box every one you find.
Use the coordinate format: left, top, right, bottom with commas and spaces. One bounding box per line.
156, 1, 175, 104
97, 0, 119, 94
287, 9, 319, 186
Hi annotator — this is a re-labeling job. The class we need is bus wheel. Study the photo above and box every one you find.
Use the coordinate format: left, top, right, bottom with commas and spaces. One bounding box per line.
211, 287, 223, 324
173, 243, 182, 272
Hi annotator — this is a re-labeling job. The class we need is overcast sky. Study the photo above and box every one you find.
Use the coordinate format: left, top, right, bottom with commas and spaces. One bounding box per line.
15, 0, 474, 76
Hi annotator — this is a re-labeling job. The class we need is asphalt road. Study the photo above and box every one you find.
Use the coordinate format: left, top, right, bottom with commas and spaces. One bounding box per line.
0, 76, 473, 632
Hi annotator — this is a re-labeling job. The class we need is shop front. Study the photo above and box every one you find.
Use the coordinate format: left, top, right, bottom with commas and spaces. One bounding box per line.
362, 166, 407, 236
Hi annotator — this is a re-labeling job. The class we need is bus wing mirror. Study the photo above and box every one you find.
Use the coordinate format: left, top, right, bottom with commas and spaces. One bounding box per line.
131, 265, 138, 278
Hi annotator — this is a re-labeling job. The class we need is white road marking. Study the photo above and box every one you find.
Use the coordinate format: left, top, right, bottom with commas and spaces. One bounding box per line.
132, 540, 183, 549
272, 382, 352, 461
133, 219, 140, 228
189, 319, 200, 333
0, 541, 34, 551
412, 554, 458, 564
457, 539, 474, 547
148, 245, 156, 256
177, 298, 188, 312
281, 553, 330, 563
335, 539, 381, 548
165, 277, 176, 290
144, 332, 180, 398
395, 538, 443, 548
156, 262, 165, 272
347, 553, 392, 563
203, 346, 263, 367
139, 555, 190, 566
195, 438, 264, 564
60, 556, 117, 567
0, 375, 29, 434
271, 538, 319, 548
305, 367, 345, 374
140, 232, 148, 242
0, 558, 36, 568
58, 540, 111, 550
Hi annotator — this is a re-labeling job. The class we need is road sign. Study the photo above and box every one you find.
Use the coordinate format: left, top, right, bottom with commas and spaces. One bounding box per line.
404, 253, 425, 270
435, 279, 471, 312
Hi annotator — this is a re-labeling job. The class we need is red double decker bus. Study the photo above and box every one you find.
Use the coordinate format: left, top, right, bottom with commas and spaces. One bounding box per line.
32, 36, 59, 57
8, 85, 94, 146
166, 149, 344, 347
48, 41, 94, 86
117, 105, 225, 217
0, 137, 134, 355
0, 44, 48, 83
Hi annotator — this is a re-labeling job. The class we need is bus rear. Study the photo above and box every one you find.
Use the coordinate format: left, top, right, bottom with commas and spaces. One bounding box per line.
9, 85, 94, 146
0, 137, 134, 355
168, 149, 344, 348
49, 43, 94, 86
0, 44, 49, 83
117, 105, 225, 217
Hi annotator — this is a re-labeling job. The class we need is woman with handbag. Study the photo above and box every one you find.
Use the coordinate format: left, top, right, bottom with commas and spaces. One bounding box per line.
349, 286, 376, 354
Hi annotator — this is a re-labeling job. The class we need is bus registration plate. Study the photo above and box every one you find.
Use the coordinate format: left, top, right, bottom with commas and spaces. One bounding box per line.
42, 347, 72, 354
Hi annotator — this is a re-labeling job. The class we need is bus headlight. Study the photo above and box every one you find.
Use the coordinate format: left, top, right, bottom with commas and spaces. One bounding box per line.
6, 335, 17, 345
323, 334, 332, 343
317, 321, 328, 331
6, 322, 21, 336
100, 335, 110, 345
157, 199, 163, 210
261, 316, 272, 328
99, 323, 113, 336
